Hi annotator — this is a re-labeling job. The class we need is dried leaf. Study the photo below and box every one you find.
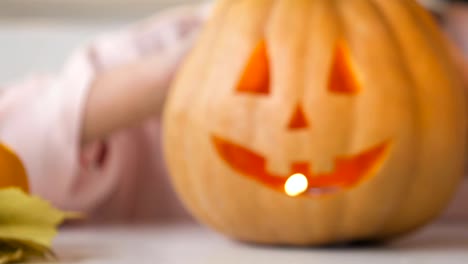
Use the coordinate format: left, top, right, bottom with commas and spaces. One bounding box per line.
0, 188, 69, 263
0, 248, 23, 264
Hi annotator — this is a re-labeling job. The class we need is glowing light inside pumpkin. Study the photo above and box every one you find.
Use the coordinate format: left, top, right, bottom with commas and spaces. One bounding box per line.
284, 173, 308, 197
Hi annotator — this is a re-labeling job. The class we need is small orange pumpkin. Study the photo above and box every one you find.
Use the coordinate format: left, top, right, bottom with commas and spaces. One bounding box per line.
163, 0, 467, 245
0, 143, 29, 193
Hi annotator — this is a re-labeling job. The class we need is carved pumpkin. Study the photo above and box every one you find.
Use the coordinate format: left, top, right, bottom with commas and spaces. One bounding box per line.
163, 0, 467, 245
0, 143, 29, 193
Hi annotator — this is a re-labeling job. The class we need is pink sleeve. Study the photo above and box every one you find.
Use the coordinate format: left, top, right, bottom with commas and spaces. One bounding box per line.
0, 54, 96, 211
0, 3, 210, 213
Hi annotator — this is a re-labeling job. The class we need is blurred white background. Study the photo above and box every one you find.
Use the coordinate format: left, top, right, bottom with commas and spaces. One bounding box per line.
0, 0, 202, 84
0, 0, 203, 22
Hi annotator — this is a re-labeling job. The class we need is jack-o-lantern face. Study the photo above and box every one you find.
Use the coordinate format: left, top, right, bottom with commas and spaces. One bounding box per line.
212, 40, 390, 197
163, 0, 467, 246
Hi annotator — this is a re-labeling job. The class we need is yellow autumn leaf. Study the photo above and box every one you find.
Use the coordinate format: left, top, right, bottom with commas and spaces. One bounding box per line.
0, 188, 69, 263
0, 143, 81, 263
0, 248, 23, 264
0, 188, 66, 247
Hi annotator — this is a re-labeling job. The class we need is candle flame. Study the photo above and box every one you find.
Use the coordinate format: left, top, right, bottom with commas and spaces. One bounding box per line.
284, 173, 308, 197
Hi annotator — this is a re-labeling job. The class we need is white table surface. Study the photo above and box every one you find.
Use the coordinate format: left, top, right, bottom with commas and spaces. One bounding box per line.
43, 223, 468, 264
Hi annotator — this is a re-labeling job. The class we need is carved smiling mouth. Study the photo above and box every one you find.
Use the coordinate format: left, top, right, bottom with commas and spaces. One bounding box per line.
212, 136, 390, 196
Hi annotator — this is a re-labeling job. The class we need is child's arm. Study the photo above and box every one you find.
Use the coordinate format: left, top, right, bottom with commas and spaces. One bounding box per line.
82, 47, 183, 145
82, 4, 210, 145
0, 3, 210, 212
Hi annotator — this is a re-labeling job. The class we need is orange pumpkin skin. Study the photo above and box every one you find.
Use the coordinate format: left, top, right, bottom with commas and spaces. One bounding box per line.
0, 143, 29, 193
163, 0, 467, 246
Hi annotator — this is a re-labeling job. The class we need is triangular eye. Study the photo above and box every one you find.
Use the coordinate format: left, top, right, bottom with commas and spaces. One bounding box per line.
328, 41, 361, 95
236, 40, 270, 95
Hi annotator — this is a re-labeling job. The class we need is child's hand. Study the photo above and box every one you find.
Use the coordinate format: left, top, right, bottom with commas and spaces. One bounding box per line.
81, 4, 210, 145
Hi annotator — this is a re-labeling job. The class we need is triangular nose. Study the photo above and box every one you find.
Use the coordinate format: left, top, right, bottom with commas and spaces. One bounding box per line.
288, 105, 309, 130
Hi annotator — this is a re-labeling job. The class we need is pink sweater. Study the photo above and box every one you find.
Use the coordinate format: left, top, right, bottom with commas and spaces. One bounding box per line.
0, 3, 466, 224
